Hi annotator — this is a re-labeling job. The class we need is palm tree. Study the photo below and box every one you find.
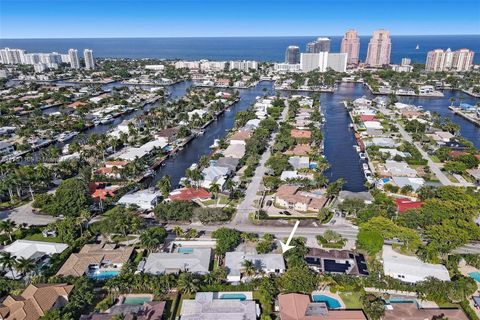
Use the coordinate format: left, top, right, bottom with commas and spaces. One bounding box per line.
0, 252, 16, 276
177, 273, 199, 294
209, 183, 221, 205
156, 175, 172, 198
173, 226, 184, 238
241, 260, 256, 278
449, 97, 456, 107
0, 219, 16, 242
15, 257, 35, 277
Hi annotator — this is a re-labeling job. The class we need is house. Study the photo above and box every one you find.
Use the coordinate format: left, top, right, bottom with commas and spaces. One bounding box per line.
285, 144, 312, 156
383, 301, 468, 320
229, 130, 252, 145
288, 156, 310, 170
305, 248, 369, 276
369, 137, 396, 148
57, 243, 134, 277
382, 246, 450, 283
363, 121, 383, 130
275, 185, 328, 212
155, 127, 178, 143
117, 189, 160, 210
391, 176, 425, 192
278, 293, 367, 320
384, 161, 418, 177
291, 129, 312, 140
222, 143, 246, 159
0, 141, 14, 156
187, 109, 208, 120
215, 157, 240, 171
1, 240, 68, 278
140, 248, 211, 275
80, 301, 166, 320
359, 115, 376, 122
224, 252, 285, 282
395, 198, 423, 213
378, 148, 411, 159
201, 165, 230, 189
168, 188, 211, 202
180, 292, 258, 320
280, 171, 313, 181
338, 191, 374, 204
0, 283, 74, 320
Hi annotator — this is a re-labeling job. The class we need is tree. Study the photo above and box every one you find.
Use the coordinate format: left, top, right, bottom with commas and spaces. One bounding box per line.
156, 175, 171, 198
177, 273, 199, 294
154, 201, 196, 221
361, 294, 385, 320
0, 219, 16, 242
242, 259, 257, 277
101, 206, 143, 238
323, 230, 342, 243
357, 229, 383, 255
140, 227, 167, 253
173, 226, 184, 238
211, 228, 241, 254
15, 257, 35, 277
209, 183, 221, 202
337, 199, 365, 216
279, 266, 317, 293
444, 161, 467, 174
0, 252, 16, 276
46, 178, 92, 217
326, 178, 345, 197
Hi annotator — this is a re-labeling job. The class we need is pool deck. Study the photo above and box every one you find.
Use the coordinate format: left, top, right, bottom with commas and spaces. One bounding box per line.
311, 290, 346, 309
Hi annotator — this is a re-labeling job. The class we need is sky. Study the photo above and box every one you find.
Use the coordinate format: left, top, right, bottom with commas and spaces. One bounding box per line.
1, 0, 479, 38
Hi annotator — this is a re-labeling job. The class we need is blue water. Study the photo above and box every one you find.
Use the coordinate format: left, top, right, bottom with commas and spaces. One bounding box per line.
177, 247, 194, 253
312, 294, 342, 309
469, 272, 480, 282
220, 293, 247, 301
88, 270, 120, 280
123, 296, 152, 305
1, 35, 479, 63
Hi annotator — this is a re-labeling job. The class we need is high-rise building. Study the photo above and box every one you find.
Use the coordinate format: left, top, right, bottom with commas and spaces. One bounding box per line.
300, 52, 328, 72
285, 46, 300, 64
68, 49, 80, 69
366, 29, 391, 67
327, 53, 348, 72
401, 58, 411, 66
229, 60, 258, 71
0, 48, 26, 64
84, 49, 95, 70
306, 37, 331, 53
425, 48, 474, 72
341, 29, 360, 65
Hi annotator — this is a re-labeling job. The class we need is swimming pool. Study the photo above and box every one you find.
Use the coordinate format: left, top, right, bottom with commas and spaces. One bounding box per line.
88, 270, 120, 280
178, 247, 194, 253
469, 272, 480, 282
123, 296, 152, 305
312, 295, 341, 309
220, 293, 247, 301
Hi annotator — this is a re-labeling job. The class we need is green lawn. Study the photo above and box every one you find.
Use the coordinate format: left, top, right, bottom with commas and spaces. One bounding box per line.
339, 292, 363, 309
111, 235, 137, 242
430, 155, 441, 163
24, 233, 63, 243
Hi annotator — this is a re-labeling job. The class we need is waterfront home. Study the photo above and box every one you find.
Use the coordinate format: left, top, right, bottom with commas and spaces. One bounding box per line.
353, 97, 372, 107
229, 130, 252, 145
180, 292, 258, 320
305, 248, 369, 276
187, 108, 208, 120
288, 156, 310, 170
338, 191, 374, 205
363, 120, 383, 130
0, 141, 14, 156
155, 127, 178, 143
383, 301, 467, 320
378, 148, 411, 159
383, 160, 418, 177
426, 131, 454, 144
0, 283, 74, 320
80, 300, 166, 320
57, 243, 134, 277
382, 245, 450, 283
278, 293, 367, 320
395, 198, 424, 213
215, 157, 240, 171
467, 168, 480, 186
224, 252, 285, 282
368, 137, 397, 148
117, 189, 160, 210
201, 165, 230, 189
88, 182, 120, 202
245, 119, 261, 129
291, 129, 312, 140
275, 185, 328, 213
222, 143, 246, 159
391, 176, 425, 192
1, 240, 68, 278
280, 171, 313, 181
168, 187, 211, 202
285, 144, 312, 156
139, 248, 211, 275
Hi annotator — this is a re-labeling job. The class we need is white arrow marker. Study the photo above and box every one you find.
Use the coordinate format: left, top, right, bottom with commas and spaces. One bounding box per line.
279, 220, 300, 253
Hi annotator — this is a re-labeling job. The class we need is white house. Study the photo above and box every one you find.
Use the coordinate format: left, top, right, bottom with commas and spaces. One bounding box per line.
225, 252, 286, 282
382, 246, 450, 283
117, 189, 160, 210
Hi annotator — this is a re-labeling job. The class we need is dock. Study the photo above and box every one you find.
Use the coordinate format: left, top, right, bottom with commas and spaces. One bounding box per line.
448, 106, 480, 126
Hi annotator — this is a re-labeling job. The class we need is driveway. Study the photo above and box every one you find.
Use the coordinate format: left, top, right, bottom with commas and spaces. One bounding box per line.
0, 202, 58, 226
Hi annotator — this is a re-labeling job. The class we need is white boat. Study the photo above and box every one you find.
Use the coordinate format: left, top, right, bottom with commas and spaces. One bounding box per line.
415, 44, 420, 50
349, 123, 354, 128
209, 139, 220, 149
57, 131, 78, 142
189, 163, 198, 170
100, 115, 114, 124
197, 130, 205, 136
353, 145, 361, 152
362, 163, 369, 171
359, 152, 367, 160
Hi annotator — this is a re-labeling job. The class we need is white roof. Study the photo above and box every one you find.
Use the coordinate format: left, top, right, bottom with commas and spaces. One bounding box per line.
288, 156, 310, 169
116, 147, 148, 161
385, 160, 417, 177
225, 252, 285, 279
382, 246, 450, 283
280, 171, 299, 181
118, 190, 159, 210
222, 144, 246, 158
142, 248, 211, 275
2, 240, 68, 259
391, 176, 425, 191
202, 165, 230, 182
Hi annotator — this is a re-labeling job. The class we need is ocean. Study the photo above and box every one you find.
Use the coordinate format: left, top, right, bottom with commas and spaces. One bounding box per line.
1, 35, 479, 63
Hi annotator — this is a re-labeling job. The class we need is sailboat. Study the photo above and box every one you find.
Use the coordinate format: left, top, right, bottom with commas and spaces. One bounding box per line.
415, 44, 420, 50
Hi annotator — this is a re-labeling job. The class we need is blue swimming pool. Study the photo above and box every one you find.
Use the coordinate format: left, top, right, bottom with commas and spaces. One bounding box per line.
88, 270, 120, 280
123, 296, 152, 305
220, 293, 247, 301
178, 247, 194, 253
469, 272, 480, 282
312, 295, 341, 309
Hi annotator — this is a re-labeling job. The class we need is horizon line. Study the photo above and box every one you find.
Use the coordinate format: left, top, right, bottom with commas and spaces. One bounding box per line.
1, 34, 480, 40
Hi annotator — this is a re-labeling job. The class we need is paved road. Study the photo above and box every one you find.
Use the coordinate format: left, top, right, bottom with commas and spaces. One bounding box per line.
232, 102, 289, 226
0, 202, 58, 226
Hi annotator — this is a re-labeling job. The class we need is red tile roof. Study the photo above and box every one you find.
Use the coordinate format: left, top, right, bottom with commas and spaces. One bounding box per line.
396, 198, 424, 213
449, 151, 480, 161
291, 129, 312, 139
360, 115, 376, 122
169, 188, 211, 201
